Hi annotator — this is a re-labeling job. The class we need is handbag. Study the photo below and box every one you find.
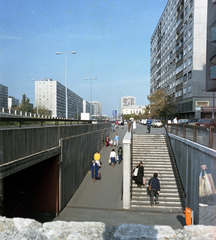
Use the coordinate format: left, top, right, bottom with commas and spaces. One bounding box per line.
143, 177, 146, 185
108, 158, 111, 164
117, 155, 119, 161
149, 178, 152, 190
133, 167, 138, 176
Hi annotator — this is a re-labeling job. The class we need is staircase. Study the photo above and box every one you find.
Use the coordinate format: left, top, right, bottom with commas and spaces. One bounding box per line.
130, 134, 184, 212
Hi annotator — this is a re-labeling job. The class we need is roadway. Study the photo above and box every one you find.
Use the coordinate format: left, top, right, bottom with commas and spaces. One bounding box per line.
54, 123, 185, 229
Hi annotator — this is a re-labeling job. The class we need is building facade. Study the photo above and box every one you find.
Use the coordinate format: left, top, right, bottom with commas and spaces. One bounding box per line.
35, 78, 83, 118
150, 0, 213, 119
121, 96, 136, 115
206, 0, 216, 92
90, 101, 102, 116
0, 84, 8, 108
122, 105, 146, 115
82, 100, 90, 113
8, 96, 19, 109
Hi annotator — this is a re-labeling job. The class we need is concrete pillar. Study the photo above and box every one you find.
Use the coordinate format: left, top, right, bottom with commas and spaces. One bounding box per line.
123, 131, 131, 209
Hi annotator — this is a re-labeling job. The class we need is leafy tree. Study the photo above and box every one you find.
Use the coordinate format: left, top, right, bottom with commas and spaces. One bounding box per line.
34, 106, 51, 116
143, 105, 150, 119
147, 89, 176, 120
19, 94, 33, 113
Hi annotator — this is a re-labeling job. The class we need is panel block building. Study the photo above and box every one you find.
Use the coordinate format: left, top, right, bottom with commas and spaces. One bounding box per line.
35, 78, 83, 118
150, 0, 213, 119
0, 84, 8, 108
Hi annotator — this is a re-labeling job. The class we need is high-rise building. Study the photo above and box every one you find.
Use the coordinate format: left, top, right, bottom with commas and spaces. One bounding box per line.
83, 100, 90, 113
35, 78, 83, 118
8, 96, 19, 108
150, 0, 213, 119
0, 84, 8, 108
121, 96, 136, 115
90, 101, 102, 116
206, 0, 216, 92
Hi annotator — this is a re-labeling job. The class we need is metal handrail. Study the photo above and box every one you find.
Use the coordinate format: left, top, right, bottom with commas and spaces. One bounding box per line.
130, 123, 133, 199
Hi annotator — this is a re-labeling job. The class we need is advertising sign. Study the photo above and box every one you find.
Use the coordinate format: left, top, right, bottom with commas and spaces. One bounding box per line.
112, 110, 117, 117
196, 101, 209, 107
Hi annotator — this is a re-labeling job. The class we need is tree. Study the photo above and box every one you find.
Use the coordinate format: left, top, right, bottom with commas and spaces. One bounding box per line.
19, 94, 33, 113
34, 106, 51, 116
147, 89, 176, 120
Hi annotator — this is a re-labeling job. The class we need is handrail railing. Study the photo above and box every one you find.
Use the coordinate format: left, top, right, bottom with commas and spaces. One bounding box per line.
0, 117, 108, 128
166, 123, 215, 149
130, 123, 133, 199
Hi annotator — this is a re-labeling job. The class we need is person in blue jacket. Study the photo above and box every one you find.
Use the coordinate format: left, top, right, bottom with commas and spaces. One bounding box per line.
89, 160, 100, 182
114, 134, 121, 147
148, 173, 160, 207
146, 116, 153, 133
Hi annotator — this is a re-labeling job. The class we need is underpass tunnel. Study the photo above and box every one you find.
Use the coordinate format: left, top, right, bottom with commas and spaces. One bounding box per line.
3, 155, 59, 222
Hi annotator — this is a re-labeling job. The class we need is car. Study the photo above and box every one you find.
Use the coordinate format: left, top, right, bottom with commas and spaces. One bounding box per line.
141, 119, 147, 125
187, 118, 199, 125
152, 120, 163, 127
177, 119, 188, 124
195, 118, 216, 127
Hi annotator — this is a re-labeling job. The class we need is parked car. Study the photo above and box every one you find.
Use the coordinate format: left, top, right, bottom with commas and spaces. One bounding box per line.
195, 118, 216, 127
141, 119, 147, 125
177, 119, 188, 124
187, 118, 199, 125
152, 120, 163, 127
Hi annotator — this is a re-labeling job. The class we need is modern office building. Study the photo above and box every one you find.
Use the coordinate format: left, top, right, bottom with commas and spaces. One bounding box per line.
0, 84, 8, 108
121, 96, 136, 115
90, 101, 102, 116
122, 105, 146, 115
8, 96, 19, 109
82, 100, 91, 113
206, 0, 216, 92
150, 0, 213, 119
35, 78, 83, 118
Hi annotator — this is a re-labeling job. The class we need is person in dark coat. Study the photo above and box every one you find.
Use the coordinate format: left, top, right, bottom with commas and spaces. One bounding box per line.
89, 160, 99, 182
117, 146, 123, 164
132, 161, 144, 187
149, 173, 160, 206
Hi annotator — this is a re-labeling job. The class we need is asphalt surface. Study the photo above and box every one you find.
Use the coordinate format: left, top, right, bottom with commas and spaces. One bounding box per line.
54, 123, 185, 229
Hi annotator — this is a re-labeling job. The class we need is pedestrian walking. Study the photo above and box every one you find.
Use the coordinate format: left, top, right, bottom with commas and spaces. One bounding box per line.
89, 160, 100, 182
94, 151, 101, 167
172, 117, 177, 124
117, 146, 123, 164
148, 173, 160, 207
105, 135, 110, 147
133, 120, 136, 132
132, 161, 144, 187
112, 122, 115, 132
114, 134, 121, 147
146, 116, 152, 133
109, 149, 117, 168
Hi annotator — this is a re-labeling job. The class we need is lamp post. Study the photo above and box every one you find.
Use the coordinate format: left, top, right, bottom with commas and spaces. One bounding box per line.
116, 90, 121, 119
32, 79, 43, 116
56, 51, 76, 119
85, 77, 97, 116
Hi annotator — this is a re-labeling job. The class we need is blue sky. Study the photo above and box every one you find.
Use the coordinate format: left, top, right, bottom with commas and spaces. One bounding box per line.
0, 0, 167, 117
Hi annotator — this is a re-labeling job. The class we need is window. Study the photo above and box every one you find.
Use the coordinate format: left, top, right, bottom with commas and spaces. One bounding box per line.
188, 57, 192, 65
189, 28, 193, 37
184, 33, 188, 42
183, 87, 187, 94
184, 47, 188, 55
184, 74, 187, 81
190, 0, 193, 8
211, 25, 216, 42
188, 85, 192, 93
184, 60, 188, 68
188, 70, 192, 79
210, 55, 216, 80
185, 6, 188, 15
188, 42, 193, 51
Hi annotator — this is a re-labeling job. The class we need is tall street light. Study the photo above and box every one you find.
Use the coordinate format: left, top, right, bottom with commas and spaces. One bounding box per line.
32, 79, 43, 116
116, 90, 121, 119
56, 51, 76, 119
85, 77, 97, 116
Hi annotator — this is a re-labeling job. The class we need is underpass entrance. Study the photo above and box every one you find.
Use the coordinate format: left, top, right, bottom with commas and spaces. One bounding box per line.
3, 155, 59, 222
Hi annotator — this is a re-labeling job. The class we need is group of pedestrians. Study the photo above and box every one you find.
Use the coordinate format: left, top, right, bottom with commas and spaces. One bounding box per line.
105, 134, 121, 148
108, 146, 123, 167
132, 161, 160, 207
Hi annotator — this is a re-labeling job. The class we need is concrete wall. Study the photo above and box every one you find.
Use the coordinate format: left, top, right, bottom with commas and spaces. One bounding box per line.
168, 133, 216, 224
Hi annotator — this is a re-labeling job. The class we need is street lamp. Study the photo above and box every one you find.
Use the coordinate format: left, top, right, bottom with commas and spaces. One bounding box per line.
56, 51, 76, 119
32, 79, 43, 116
116, 90, 121, 119
85, 77, 97, 116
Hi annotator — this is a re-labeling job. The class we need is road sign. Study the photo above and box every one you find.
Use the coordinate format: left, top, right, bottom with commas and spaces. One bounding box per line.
113, 110, 117, 117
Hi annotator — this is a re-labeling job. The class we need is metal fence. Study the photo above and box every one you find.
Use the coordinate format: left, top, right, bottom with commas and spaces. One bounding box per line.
166, 124, 216, 149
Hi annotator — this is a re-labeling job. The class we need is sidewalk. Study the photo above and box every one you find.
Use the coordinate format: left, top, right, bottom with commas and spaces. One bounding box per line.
55, 123, 185, 229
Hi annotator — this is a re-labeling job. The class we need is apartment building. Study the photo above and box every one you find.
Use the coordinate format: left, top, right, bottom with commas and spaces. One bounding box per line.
150, 0, 213, 119
121, 96, 136, 115
35, 78, 83, 118
8, 96, 19, 108
122, 105, 146, 115
0, 84, 8, 108
90, 101, 102, 116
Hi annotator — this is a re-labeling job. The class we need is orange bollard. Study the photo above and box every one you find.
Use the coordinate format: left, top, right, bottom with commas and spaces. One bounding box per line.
184, 207, 192, 225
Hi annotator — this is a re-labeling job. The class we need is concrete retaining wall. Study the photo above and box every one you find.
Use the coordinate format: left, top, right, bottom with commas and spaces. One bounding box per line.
168, 133, 216, 224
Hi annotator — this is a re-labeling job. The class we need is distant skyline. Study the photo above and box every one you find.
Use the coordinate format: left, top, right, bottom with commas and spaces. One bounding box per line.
0, 0, 167, 117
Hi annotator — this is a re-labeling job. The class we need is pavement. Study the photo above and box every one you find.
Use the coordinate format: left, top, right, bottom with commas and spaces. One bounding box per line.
54, 123, 186, 229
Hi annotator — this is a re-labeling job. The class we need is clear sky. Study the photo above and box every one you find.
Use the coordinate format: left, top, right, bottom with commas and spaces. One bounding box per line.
0, 0, 167, 117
